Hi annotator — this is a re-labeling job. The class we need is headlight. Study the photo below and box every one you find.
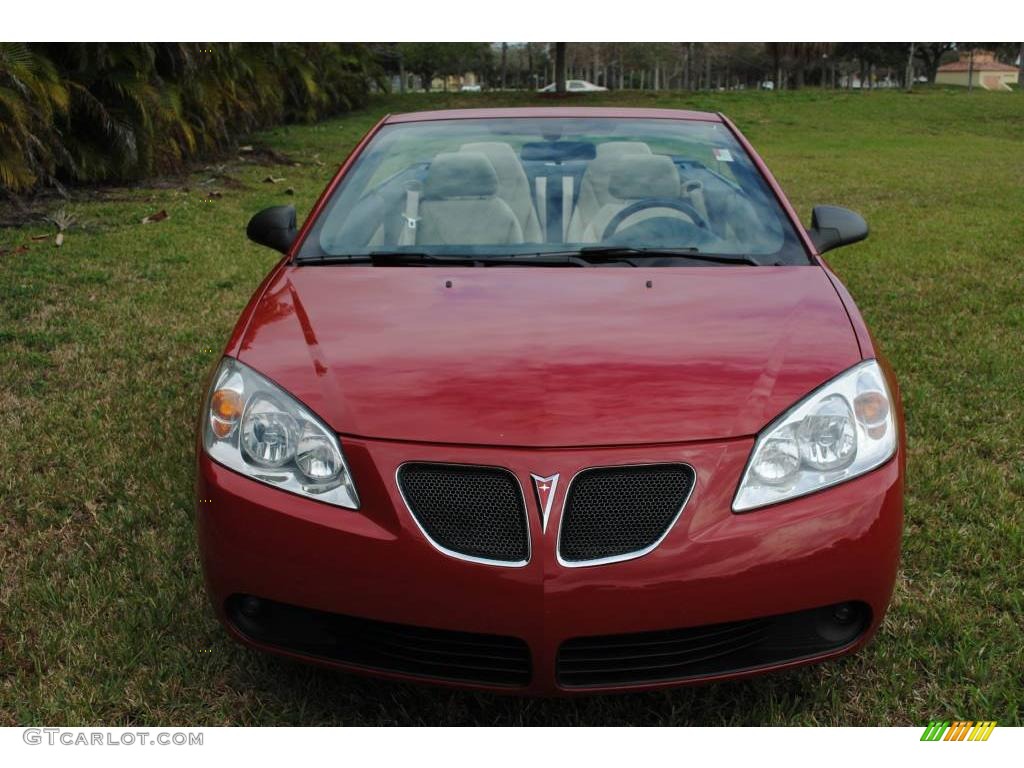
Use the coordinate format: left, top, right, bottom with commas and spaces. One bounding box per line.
733, 360, 896, 512
202, 357, 359, 509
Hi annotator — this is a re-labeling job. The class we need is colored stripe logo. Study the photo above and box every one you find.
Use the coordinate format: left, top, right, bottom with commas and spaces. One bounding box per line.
921, 720, 997, 741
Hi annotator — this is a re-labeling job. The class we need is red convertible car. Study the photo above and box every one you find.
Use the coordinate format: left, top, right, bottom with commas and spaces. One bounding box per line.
196, 107, 904, 695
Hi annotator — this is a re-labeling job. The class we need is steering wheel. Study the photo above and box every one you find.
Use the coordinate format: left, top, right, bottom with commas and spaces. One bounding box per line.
602, 197, 710, 241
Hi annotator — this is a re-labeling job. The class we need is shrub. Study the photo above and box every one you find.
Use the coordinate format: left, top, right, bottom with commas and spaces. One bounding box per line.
0, 43, 379, 193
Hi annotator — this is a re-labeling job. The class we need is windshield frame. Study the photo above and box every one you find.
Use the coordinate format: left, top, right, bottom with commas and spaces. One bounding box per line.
290, 111, 816, 266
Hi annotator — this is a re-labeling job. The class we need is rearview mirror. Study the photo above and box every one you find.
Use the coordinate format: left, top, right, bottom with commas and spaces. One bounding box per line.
807, 205, 868, 254
247, 205, 297, 254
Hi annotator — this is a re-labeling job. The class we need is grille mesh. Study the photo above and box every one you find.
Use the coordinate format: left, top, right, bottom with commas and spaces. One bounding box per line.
398, 463, 529, 563
559, 464, 695, 563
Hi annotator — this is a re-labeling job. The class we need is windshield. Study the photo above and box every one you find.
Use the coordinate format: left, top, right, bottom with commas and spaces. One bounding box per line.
298, 117, 810, 265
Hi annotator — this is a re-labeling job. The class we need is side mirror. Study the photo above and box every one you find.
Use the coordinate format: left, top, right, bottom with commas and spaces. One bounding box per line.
247, 205, 297, 254
807, 205, 868, 254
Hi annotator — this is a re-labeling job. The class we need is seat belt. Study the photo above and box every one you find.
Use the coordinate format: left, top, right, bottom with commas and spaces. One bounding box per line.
535, 176, 547, 240
561, 175, 574, 242
398, 185, 421, 246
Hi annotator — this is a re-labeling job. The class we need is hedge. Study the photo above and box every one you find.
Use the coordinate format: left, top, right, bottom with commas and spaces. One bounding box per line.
0, 43, 380, 193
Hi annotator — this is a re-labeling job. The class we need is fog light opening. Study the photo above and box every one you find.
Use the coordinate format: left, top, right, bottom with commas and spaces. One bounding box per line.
240, 595, 263, 619
814, 601, 869, 645
832, 603, 856, 625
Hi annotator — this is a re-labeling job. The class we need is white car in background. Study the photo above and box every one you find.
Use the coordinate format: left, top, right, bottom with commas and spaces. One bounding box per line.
460, 83, 482, 92
538, 79, 608, 93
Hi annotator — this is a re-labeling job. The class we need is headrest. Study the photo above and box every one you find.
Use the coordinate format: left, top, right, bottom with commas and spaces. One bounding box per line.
607, 155, 680, 200
424, 152, 498, 199
596, 141, 652, 158
459, 142, 524, 181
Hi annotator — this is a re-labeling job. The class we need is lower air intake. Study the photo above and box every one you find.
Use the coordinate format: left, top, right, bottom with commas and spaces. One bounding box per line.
228, 595, 532, 687
557, 602, 870, 688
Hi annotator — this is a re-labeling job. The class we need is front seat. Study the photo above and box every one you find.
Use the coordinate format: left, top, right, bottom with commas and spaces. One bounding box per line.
577, 154, 692, 243
416, 152, 524, 246
566, 142, 652, 242
460, 142, 542, 242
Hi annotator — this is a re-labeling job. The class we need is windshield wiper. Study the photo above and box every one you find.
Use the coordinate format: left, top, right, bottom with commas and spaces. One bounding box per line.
574, 246, 763, 266
296, 251, 592, 267
296, 251, 446, 265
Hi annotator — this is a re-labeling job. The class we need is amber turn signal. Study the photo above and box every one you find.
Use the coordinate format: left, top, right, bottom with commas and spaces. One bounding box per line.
854, 391, 889, 439
210, 389, 243, 437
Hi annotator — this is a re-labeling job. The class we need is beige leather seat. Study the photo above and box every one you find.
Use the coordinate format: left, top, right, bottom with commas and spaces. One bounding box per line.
576, 154, 692, 243
566, 142, 652, 241
416, 152, 524, 246
460, 142, 542, 242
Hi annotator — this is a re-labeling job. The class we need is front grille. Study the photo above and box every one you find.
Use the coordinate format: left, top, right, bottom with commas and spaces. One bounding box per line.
558, 464, 695, 564
397, 463, 529, 564
228, 595, 532, 687
557, 602, 870, 688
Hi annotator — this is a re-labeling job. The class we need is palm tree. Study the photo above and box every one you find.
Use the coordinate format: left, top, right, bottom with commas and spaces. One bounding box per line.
0, 43, 69, 191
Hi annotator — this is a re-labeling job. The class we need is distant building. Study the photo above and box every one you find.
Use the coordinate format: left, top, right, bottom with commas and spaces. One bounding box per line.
936, 50, 1019, 91
430, 72, 480, 91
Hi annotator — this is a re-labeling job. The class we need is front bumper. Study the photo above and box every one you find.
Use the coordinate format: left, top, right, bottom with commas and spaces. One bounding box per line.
195, 435, 903, 695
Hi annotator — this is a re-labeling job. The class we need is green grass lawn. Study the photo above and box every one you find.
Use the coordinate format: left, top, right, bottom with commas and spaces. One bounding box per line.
1, 88, 1022, 726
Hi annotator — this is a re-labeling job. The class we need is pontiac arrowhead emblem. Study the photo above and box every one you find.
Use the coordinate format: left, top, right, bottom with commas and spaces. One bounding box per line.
530, 473, 559, 533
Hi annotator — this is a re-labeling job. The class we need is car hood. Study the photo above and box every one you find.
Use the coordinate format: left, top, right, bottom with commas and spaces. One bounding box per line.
236, 265, 861, 447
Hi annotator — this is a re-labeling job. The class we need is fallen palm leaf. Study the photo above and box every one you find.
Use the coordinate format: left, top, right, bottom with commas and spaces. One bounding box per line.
141, 210, 169, 224
31, 234, 51, 241
262, 175, 285, 184
55, 232, 64, 247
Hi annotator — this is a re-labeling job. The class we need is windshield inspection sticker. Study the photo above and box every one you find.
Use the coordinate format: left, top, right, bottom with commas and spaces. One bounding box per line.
713, 148, 734, 162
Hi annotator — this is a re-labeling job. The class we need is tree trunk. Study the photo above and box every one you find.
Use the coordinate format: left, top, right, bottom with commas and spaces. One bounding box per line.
967, 49, 974, 92
555, 43, 567, 93
501, 42, 508, 90
705, 53, 711, 91
1018, 42, 1024, 92
905, 43, 915, 92
398, 59, 405, 94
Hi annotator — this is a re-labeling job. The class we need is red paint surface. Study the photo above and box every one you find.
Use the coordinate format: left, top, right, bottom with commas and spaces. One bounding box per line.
235, 266, 860, 447
199, 108, 905, 694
